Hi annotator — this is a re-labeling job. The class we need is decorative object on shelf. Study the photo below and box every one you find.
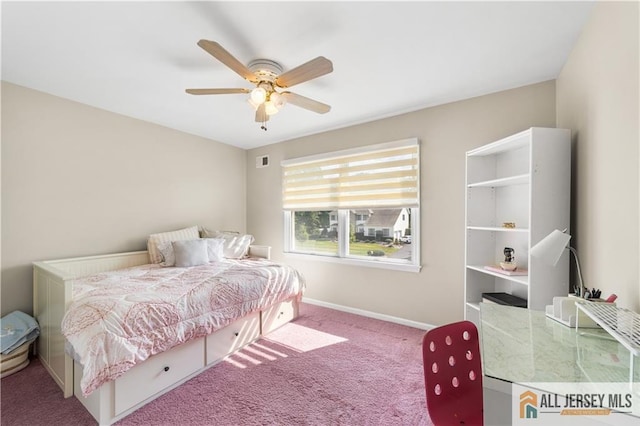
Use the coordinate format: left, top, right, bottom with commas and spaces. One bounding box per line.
502, 222, 516, 229
499, 247, 517, 271
484, 265, 528, 276
503, 247, 514, 262
530, 228, 585, 298
499, 262, 517, 271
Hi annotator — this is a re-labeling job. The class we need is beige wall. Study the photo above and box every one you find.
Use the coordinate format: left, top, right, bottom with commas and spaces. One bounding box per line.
247, 81, 557, 326
556, 2, 639, 312
1, 82, 247, 316
5, 3, 635, 326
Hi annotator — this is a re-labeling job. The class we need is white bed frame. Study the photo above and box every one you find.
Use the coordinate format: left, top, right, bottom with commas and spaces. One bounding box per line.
33, 245, 298, 425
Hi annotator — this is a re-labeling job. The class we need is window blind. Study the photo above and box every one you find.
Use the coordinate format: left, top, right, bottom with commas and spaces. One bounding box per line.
282, 138, 419, 210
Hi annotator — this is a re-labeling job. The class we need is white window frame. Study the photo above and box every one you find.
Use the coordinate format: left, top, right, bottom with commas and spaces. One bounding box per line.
283, 208, 421, 273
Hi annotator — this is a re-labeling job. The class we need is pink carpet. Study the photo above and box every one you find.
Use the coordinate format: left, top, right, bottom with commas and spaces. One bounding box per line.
1, 303, 432, 425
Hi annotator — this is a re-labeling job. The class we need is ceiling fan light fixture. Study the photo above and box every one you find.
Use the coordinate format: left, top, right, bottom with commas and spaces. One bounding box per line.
250, 87, 267, 105
270, 92, 286, 110
264, 101, 279, 116
247, 97, 260, 109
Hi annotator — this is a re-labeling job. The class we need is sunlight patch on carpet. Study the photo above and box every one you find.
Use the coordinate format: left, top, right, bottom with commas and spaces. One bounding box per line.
243, 345, 278, 361
223, 356, 247, 369
263, 323, 348, 352
233, 350, 262, 365
251, 341, 288, 358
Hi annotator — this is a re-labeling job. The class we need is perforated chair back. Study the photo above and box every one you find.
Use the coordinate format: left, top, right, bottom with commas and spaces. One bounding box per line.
422, 320, 483, 425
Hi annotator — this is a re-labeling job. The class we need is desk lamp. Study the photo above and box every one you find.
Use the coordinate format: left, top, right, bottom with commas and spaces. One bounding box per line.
530, 228, 585, 298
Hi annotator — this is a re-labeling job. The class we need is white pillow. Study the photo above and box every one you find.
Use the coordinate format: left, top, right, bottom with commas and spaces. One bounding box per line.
201, 229, 254, 259
147, 226, 199, 264
172, 240, 209, 267
158, 238, 225, 266
205, 238, 225, 262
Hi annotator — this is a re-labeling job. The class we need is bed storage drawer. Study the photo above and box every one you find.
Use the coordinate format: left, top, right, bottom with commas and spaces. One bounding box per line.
114, 337, 205, 415
206, 312, 261, 365
262, 299, 298, 334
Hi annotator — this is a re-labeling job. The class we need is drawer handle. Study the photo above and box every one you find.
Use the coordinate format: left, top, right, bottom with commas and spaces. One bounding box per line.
234, 332, 239, 337
163, 366, 170, 372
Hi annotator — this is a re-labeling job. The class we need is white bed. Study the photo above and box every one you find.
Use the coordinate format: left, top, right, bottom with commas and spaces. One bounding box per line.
33, 245, 303, 425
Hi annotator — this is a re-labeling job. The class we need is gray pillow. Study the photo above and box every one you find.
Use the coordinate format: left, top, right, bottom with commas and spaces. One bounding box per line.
172, 239, 209, 267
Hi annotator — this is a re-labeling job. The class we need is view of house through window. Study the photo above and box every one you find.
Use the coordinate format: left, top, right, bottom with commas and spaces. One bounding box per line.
283, 138, 419, 269
291, 208, 414, 263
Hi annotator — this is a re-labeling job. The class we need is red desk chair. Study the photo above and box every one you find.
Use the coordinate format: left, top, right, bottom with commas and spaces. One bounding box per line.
422, 320, 483, 425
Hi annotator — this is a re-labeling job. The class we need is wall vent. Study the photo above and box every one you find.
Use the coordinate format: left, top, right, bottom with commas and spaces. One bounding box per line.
256, 155, 269, 168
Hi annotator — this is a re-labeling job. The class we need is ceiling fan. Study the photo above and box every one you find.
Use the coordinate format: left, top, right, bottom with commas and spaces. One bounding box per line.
186, 40, 333, 131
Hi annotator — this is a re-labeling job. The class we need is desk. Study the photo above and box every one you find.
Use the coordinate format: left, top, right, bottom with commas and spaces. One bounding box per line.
480, 303, 640, 423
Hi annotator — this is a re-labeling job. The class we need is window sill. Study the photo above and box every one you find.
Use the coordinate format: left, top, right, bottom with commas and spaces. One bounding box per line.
283, 251, 422, 273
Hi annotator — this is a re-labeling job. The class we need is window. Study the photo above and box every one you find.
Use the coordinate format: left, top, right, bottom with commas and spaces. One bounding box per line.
291, 210, 337, 256
282, 138, 420, 271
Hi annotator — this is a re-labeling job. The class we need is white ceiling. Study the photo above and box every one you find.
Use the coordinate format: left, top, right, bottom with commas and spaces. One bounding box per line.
2, 1, 595, 150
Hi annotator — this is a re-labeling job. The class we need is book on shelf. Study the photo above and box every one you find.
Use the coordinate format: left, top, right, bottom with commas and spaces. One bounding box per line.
482, 292, 528, 308
483, 265, 528, 276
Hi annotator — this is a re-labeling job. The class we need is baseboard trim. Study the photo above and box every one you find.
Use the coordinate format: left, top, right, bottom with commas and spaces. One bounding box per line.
302, 297, 434, 330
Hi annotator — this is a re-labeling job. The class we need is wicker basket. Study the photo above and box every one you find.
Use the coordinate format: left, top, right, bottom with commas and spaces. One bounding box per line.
0, 341, 31, 378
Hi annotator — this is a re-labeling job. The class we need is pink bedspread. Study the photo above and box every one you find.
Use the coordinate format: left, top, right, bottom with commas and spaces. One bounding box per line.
61, 258, 305, 396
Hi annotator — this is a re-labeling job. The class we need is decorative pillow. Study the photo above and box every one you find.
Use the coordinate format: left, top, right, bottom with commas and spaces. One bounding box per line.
200, 228, 238, 238
205, 238, 225, 262
157, 240, 177, 266
147, 226, 199, 264
172, 239, 209, 267
201, 229, 254, 259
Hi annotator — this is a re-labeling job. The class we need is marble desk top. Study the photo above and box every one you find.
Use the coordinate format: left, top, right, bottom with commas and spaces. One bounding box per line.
480, 303, 640, 384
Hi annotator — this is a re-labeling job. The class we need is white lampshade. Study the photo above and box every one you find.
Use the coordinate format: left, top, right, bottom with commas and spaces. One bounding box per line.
250, 87, 267, 105
264, 100, 279, 116
270, 92, 286, 109
247, 98, 260, 109
530, 229, 571, 266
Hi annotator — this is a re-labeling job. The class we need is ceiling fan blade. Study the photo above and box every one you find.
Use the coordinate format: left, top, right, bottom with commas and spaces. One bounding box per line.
197, 40, 257, 83
281, 92, 331, 114
185, 88, 250, 95
275, 57, 333, 88
255, 104, 270, 122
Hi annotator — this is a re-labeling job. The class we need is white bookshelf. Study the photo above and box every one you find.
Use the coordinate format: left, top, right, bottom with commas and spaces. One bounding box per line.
464, 127, 571, 326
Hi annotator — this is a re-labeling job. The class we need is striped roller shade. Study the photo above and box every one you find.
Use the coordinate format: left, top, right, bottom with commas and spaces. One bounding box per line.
282, 138, 419, 210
